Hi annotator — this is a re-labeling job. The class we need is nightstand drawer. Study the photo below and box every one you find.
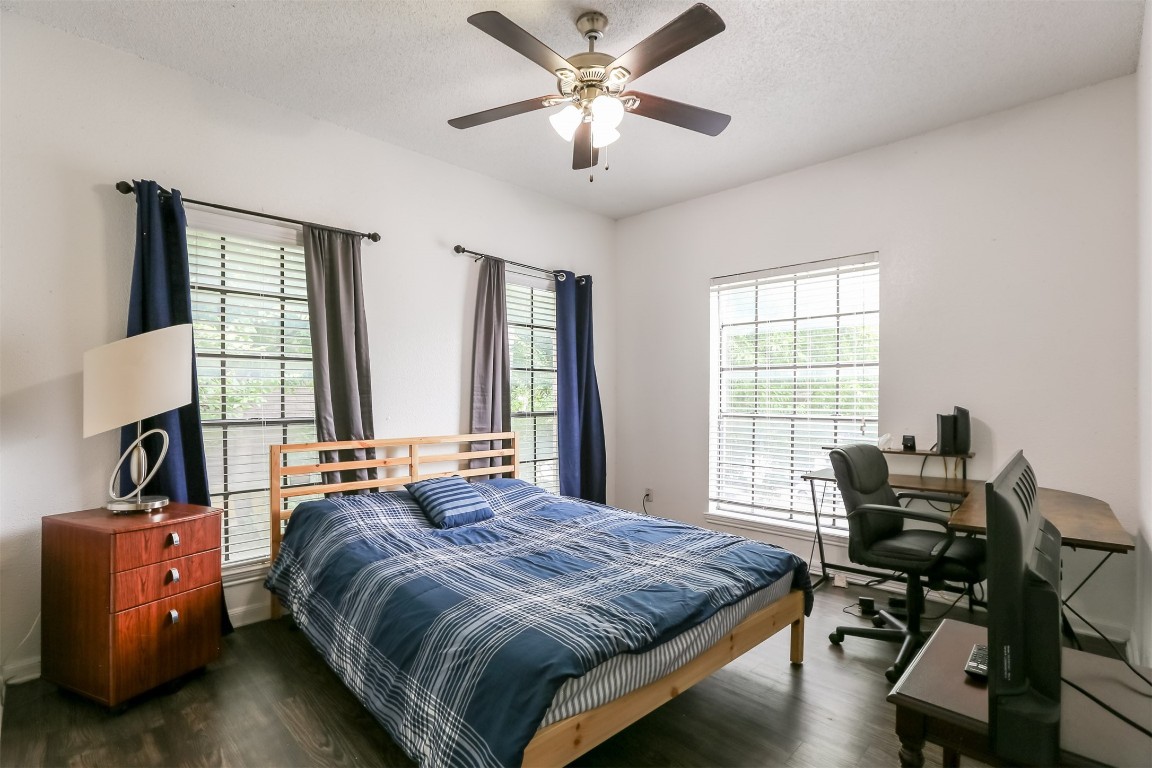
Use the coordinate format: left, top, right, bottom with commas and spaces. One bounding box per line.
112, 515, 220, 571
111, 583, 221, 704
110, 549, 221, 612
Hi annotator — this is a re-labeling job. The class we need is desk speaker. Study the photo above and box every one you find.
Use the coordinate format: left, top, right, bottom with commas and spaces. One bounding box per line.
937, 414, 957, 455
953, 406, 971, 454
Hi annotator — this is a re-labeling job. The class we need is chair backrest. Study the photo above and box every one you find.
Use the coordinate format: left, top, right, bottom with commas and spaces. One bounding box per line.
829, 444, 903, 562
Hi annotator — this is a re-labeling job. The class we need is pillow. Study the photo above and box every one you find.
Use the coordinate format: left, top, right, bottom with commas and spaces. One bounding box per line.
404, 475, 494, 529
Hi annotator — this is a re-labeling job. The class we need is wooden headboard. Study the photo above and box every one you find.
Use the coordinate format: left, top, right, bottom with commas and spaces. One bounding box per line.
268, 431, 517, 615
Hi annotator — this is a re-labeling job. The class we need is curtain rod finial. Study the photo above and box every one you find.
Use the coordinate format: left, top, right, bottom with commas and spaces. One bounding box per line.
115, 181, 134, 195
368, 232, 381, 242
453, 244, 465, 254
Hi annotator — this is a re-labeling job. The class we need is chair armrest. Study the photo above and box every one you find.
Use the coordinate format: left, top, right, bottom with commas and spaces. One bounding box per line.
849, 503, 952, 527
896, 490, 966, 506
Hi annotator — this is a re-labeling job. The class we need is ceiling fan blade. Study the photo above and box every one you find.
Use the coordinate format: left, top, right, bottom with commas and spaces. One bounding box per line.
448, 96, 558, 129
625, 91, 731, 136
606, 4, 725, 85
467, 11, 574, 76
572, 121, 599, 170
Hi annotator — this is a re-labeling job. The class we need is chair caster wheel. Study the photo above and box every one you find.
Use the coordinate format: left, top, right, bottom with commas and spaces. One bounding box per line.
872, 615, 887, 628
829, 632, 844, 644
885, 665, 903, 683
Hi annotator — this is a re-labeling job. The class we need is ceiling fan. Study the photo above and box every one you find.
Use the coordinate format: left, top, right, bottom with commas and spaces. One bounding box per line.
447, 3, 731, 172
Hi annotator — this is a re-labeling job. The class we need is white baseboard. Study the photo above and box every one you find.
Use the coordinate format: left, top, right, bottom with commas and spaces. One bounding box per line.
228, 600, 272, 628
1128, 625, 1147, 667
1, 656, 41, 686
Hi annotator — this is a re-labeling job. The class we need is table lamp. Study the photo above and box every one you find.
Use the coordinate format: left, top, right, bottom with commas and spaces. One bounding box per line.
83, 324, 193, 512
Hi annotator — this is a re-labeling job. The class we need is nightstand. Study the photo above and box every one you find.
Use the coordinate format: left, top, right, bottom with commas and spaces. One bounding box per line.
41, 503, 222, 706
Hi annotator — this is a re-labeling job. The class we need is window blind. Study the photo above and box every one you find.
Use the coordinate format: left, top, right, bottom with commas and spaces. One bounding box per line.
709, 254, 880, 529
507, 276, 559, 493
187, 212, 316, 567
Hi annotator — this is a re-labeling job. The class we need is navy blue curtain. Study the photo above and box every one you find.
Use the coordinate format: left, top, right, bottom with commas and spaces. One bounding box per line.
555, 271, 606, 503
118, 180, 211, 507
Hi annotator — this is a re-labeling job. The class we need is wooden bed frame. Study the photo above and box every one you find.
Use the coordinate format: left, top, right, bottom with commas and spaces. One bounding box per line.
268, 432, 806, 767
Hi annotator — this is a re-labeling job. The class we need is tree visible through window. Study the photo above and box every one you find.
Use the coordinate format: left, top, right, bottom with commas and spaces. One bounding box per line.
187, 220, 316, 566
709, 254, 879, 529
507, 279, 559, 492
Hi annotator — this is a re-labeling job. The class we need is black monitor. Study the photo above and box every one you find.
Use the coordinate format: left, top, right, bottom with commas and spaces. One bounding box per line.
986, 450, 1063, 766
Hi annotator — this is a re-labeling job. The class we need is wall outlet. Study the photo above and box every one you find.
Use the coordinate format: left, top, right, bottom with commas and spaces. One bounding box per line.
833, 573, 848, 588
643, 488, 653, 502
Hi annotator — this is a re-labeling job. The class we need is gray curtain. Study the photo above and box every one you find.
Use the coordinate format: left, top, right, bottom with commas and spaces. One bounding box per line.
470, 257, 511, 469
303, 225, 376, 487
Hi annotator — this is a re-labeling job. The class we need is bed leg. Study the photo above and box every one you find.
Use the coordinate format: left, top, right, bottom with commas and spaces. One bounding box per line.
271, 596, 282, 620
789, 616, 805, 665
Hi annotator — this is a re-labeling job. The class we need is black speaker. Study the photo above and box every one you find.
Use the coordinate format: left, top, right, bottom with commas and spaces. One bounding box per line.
937, 413, 957, 455
953, 406, 971, 454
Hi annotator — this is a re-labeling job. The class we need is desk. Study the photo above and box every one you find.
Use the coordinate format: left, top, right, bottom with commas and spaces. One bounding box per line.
800, 468, 1133, 591
887, 619, 1152, 767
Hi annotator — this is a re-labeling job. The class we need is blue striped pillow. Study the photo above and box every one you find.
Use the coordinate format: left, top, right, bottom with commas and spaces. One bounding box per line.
405, 475, 494, 529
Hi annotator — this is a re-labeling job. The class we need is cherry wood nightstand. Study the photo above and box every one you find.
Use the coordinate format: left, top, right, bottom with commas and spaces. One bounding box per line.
41, 503, 222, 707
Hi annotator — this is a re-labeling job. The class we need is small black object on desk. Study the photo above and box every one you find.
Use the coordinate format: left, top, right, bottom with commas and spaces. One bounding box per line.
902, 435, 916, 451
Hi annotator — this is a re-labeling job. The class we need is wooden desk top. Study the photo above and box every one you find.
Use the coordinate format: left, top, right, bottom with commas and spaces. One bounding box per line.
888, 619, 1152, 767
801, 468, 1133, 554
949, 487, 1133, 553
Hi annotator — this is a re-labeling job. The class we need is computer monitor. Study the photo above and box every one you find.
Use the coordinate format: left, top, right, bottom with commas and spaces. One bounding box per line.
986, 450, 1063, 766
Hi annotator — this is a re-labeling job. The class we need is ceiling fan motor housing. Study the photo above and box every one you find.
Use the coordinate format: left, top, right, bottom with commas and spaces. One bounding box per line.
576, 11, 608, 42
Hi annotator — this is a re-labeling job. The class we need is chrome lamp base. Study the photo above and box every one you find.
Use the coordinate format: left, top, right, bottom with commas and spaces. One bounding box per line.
107, 495, 170, 514
106, 422, 172, 515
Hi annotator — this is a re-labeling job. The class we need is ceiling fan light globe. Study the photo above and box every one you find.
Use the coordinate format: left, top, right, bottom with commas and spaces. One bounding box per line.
590, 94, 625, 128
591, 124, 620, 148
549, 105, 583, 142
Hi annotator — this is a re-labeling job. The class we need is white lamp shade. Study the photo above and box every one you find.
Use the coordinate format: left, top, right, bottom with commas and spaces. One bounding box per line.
83, 324, 193, 438
591, 123, 621, 148
549, 105, 583, 142
590, 95, 625, 128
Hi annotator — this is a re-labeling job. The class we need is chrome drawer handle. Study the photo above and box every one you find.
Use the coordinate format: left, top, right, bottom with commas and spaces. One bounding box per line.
168, 567, 181, 584
168, 609, 180, 625
167, 531, 181, 547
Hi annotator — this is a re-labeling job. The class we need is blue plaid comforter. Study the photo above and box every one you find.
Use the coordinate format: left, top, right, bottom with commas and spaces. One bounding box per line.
265, 479, 811, 767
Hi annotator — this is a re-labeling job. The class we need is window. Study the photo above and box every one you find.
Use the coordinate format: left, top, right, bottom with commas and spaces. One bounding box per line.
187, 211, 316, 568
506, 276, 559, 492
708, 253, 879, 531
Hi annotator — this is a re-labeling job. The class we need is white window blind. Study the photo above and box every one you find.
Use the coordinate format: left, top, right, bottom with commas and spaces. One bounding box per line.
507, 275, 559, 493
709, 253, 879, 529
187, 210, 316, 567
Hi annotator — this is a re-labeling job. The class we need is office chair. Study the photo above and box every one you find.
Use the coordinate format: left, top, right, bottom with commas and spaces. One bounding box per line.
827, 444, 986, 683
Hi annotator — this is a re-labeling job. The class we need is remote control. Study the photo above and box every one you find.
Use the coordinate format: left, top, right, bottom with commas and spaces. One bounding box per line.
964, 643, 989, 679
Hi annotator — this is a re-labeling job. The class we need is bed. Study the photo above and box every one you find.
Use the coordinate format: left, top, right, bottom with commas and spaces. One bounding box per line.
265, 432, 811, 767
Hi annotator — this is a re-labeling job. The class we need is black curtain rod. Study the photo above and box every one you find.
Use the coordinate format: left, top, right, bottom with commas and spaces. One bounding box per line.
452, 245, 563, 280
116, 181, 380, 242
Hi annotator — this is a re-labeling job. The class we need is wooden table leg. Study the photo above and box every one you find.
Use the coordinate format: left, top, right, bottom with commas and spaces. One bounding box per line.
898, 735, 926, 768
895, 706, 927, 768
942, 746, 961, 767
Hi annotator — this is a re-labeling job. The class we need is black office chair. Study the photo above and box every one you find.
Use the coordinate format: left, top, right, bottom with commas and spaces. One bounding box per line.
827, 444, 986, 682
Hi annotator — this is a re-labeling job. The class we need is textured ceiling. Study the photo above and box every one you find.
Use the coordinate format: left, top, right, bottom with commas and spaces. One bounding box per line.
3, 0, 1145, 219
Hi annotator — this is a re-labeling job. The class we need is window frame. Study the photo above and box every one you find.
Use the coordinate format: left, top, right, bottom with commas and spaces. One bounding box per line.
706, 252, 880, 535
505, 270, 560, 493
185, 207, 316, 574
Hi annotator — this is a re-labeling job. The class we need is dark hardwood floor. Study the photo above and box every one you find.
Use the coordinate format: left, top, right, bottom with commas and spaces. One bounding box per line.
0, 584, 1035, 767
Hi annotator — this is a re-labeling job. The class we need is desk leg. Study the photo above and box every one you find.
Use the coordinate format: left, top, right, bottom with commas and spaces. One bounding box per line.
894, 707, 927, 768
807, 478, 830, 588
1062, 551, 1113, 649
942, 747, 961, 767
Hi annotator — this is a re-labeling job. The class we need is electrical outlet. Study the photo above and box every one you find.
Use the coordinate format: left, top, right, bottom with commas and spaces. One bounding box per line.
833, 573, 848, 588
643, 488, 653, 502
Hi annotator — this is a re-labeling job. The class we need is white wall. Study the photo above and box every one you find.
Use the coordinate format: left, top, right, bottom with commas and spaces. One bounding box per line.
1134, 4, 1152, 667
615, 76, 1139, 638
0, 14, 616, 681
